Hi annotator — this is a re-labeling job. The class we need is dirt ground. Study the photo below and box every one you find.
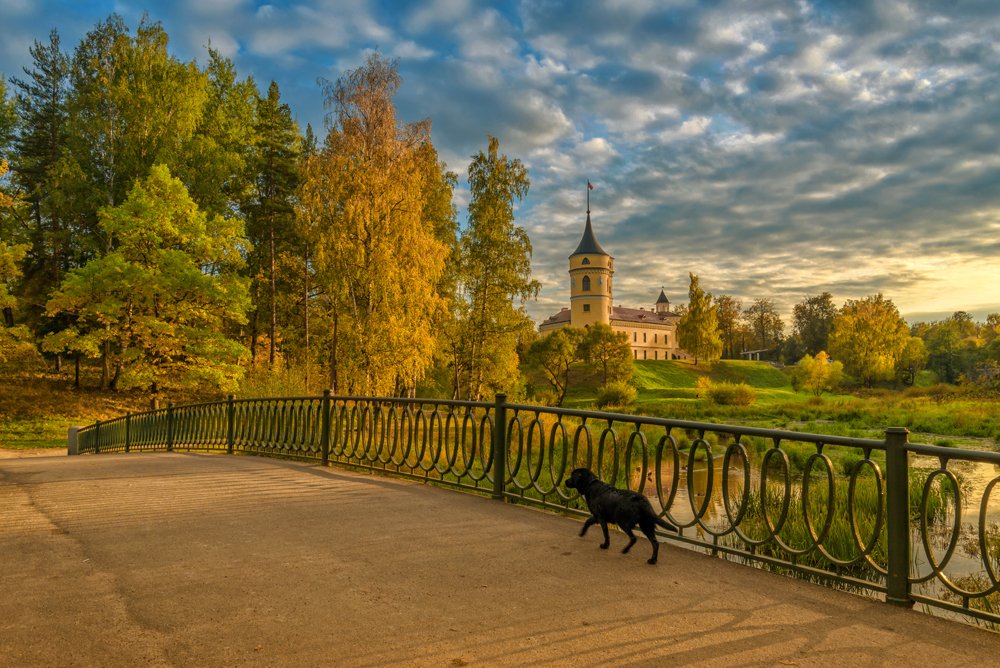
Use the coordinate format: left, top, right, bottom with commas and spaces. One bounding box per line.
2, 451, 999, 667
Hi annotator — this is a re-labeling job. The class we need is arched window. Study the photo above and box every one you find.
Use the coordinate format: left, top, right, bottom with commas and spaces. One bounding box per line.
582, 276, 591, 291
581, 257, 591, 265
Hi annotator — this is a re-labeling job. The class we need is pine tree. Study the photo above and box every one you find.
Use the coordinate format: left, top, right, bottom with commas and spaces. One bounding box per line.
9, 30, 71, 327
247, 80, 299, 368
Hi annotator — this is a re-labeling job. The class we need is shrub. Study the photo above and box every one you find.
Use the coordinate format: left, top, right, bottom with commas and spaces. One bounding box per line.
596, 381, 637, 409
695, 375, 712, 398
707, 381, 756, 406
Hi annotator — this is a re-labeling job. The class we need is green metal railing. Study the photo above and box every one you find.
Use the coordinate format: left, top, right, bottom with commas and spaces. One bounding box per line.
75, 392, 1000, 628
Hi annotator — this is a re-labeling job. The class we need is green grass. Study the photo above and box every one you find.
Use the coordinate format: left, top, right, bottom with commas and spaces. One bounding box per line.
559, 359, 1000, 448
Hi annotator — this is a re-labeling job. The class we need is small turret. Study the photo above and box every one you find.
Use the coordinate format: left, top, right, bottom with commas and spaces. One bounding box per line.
655, 288, 670, 314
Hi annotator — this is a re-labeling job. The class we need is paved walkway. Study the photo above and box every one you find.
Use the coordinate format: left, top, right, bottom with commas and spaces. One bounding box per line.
2, 452, 999, 667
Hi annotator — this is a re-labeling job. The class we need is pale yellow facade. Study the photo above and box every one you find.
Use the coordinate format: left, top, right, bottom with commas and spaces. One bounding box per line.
538, 208, 690, 362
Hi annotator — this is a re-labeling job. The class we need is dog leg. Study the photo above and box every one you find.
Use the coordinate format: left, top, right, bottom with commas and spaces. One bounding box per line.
599, 521, 610, 549
621, 527, 638, 554
641, 523, 660, 565
580, 516, 598, 537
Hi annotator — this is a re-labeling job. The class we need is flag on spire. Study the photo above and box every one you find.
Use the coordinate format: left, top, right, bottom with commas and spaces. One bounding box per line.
587, 180, 594, 190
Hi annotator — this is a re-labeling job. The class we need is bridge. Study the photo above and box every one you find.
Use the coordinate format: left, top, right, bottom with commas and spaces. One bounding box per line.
3, 450, 999, 665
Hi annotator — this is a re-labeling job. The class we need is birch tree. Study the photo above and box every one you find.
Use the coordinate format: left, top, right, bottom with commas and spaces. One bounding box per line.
300, 54, 448, 395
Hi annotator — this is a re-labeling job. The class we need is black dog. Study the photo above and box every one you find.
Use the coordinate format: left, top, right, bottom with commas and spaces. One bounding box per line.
565, 467, 678, 564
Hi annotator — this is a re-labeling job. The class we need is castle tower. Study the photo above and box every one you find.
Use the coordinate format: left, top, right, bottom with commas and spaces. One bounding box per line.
569, 199, 614, 327
655, 288, 670, 314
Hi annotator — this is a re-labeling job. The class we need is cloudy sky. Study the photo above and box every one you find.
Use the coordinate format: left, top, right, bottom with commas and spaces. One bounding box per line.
2, 1, 999, 326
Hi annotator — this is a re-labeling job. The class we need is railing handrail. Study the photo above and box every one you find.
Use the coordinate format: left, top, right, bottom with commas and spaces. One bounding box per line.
71, 391, 1000, 631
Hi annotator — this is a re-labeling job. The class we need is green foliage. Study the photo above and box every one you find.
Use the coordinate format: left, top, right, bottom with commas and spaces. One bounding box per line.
713, 294, 744, 359
526, 327, 584, 406
706, 381, 757, 406
580, 322, 633, 386
42, 165, 249, 390
743, 297, 785, 354
0, 237, 34, 362
596, 381, 637, 409
791, 351, 844, 395
792, 292, 836, 357
450, 135, 537, 400
0, 77, 16, 157
677, 273, 722, 364
829, 294, 910, 387
245, 79, 300, 368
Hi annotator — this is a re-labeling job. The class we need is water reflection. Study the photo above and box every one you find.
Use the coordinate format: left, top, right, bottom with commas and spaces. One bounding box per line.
631, 455, 746, 526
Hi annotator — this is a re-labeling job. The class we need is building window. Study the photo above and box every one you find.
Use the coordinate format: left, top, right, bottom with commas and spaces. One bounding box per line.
654, 351, 658, 360
581, 257, 590, 265
634, 350, 638, 359
643, 350, 647, 360
583, 304, 590, 312
582, 276, 591, 291
654, 334, 658, 343
633, 332, 637, 342
643, 333, 647, 343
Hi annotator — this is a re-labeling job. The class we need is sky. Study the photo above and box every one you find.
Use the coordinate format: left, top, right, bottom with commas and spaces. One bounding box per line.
2, 0, 999, 326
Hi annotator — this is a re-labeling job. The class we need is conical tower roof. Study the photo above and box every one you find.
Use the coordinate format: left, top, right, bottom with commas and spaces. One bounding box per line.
571, 211, 609, 257
656, 289, 670, 304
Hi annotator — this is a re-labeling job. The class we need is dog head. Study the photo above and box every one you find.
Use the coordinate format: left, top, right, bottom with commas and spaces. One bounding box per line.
565, 467, 597, 492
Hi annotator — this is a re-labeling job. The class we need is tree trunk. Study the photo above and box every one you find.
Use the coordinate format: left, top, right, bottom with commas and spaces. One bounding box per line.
101, 338, 110, 389
249, 303, 259, 366
269, 224, 277, 369
329, 308, 339, 393
303, 245, 310, 387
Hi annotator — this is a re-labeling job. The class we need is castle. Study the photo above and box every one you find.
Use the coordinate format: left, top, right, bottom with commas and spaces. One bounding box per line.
538, 204, 690, 361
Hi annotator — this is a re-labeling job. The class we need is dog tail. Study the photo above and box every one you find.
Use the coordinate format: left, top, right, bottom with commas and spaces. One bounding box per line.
656, 516, 679, 533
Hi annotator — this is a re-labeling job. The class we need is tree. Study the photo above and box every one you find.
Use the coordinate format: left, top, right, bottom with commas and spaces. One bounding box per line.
713, 294, 743, 358
828, 294, 909, 387
300, 53, 448, 395
791, 351, 844, 395
42, 165, 249, 390
527, 327, 584, 406
792, 292, 836, 357
453, 135, 538, 400
918, 313, 980, 384
0, 76, 16, 159
0, 159, 34, 361
897, 336, 928, 385
743, 298, 784, 352
246, 80, 299, 368
9, 30, 71, 327
677, 273, 722, 365
580, 322, 633, 385
59, 15, 207, 257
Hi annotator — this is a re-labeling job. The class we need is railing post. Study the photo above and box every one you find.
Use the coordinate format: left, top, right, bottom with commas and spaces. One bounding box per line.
885, 427, 913, 608
67, 426, 80, 456
227, 394, 235, 455
492, 394, 508, 501
166, 402, 175, 452
125, 413, 131, 453
321, 389, 331, 466
94, 420, 101, 455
